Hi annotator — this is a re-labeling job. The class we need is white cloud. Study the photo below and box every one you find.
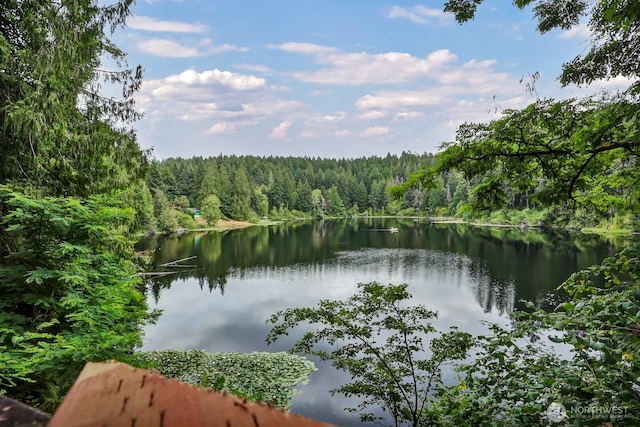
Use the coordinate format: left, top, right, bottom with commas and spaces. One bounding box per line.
270, 85, 293, 92
234, 64, 271, 73
133, 33, 534, 158
203, 120, 258, 135
436, 59, 511, 93
388, 5, 427, 24
309, 89, 333, 97
269, 120, 293, 139
558, 24, 591, 40
394, 111, 425, 121
170, 99, 304, 122
296, 113, 351, 139
438, 95, 531, 135
292, 49, 458, 85
360, 126, 391, 137
136, 39, 201, 57
135, 38, 246, 57
197, 38, 249, 54
267, 42, 338, 55
241, 100, 306, 117
387, 5, 448, 25
356, 91, 442, 110
569, 75, 635, 93
357, 110, 387, 120
307, 113, 347, 124
162, 69, 265, 90
347, 56, 513, 114
486, 22, 524, 40
128, 16, 206, 33
204, 121, 233, 134
137, 68, 296, 126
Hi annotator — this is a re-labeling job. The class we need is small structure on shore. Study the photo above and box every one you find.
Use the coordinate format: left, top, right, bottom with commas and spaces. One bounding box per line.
186, 207, 202, 218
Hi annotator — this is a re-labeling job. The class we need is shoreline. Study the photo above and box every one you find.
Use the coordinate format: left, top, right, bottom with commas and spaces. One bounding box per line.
158, 216, 637, 237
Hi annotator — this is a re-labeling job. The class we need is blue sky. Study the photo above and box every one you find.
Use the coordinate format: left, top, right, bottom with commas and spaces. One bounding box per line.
113, 0, 625, 160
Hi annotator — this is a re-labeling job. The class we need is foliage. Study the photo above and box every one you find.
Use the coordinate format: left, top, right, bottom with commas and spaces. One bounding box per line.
390, 1, 640, 227
175, 195, 190, 209
152, 188, 179, 234
0, 186, 151, 411
231, 167, 253, 220
444, 0, 640, 91
0, 0, 147, 197
0, 0, 152, 414
201, 194, 223, 224
394, 95, 640, 220
175, 210, 198, 229
325, 185, 346, 216
147, 153, 439, 223
433, 243, 640, 426
148, 147, 636, 230
120, 181, 156, 233
267, 282, 473, 426
137, 349, 316, 409
386, 3, 640, 425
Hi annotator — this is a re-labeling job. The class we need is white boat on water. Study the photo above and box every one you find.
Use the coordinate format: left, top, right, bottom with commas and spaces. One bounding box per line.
389, 227, 399, 233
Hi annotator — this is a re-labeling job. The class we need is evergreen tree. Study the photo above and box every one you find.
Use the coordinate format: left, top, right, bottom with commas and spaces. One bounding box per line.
253, 186, 270, 217
121, 181, 156, 233
231, 167, 252, 220
153, 188, 178, 233
0, 0, 147, 197
217, 164, 233, 218
295, 180, 314, 212
326, 186, 346, 216
1, 0, 150, 410
196, 160, 220, 206
354, 181, 368, 211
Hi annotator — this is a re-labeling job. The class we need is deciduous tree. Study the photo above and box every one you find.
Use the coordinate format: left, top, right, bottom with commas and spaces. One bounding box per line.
267, 283, 473, 426
391, 2, 640, 425
201, 195, 223, 225
444, 0, 640, 90
393, 0, 640, 222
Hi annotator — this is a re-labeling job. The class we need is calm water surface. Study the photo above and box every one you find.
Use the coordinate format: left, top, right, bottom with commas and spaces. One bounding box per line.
138, 218, 623, 426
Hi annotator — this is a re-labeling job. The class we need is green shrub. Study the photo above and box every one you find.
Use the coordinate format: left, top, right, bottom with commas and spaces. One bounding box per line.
176, 211, 198, 229
434, 207, 449, 217
397, 206, 417, 216
488, 210, 508, 224
0, 186, 151, 411
434, 244, 640, 426
506, 209, 525, 224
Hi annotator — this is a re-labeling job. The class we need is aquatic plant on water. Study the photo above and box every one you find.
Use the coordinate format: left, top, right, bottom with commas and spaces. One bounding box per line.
137, 349, 315, 409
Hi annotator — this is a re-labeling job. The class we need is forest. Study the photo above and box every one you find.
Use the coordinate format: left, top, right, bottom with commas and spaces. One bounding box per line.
145, 153, 438, 231
1, 0, 639, 425
144, 147, 639, 234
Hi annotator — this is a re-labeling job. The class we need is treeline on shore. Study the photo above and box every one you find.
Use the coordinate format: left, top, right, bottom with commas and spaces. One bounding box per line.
138, 152, 640, 234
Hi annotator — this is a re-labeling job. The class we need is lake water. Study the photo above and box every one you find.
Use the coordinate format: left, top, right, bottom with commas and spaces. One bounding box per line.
137, 218, 623, 426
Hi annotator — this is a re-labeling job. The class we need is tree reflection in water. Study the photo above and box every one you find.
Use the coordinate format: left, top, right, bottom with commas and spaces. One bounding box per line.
137, 219, 626, 427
